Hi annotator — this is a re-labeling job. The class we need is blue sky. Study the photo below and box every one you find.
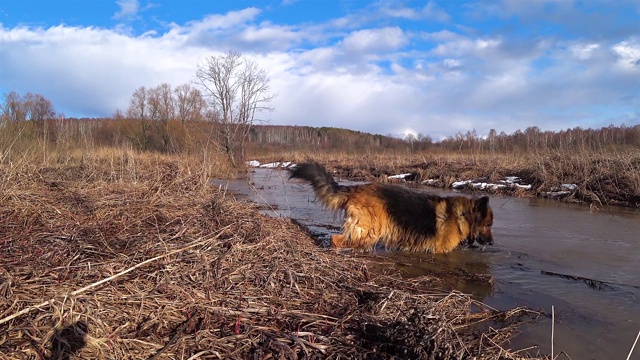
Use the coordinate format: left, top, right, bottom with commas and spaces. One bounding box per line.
0, 0, 638, 139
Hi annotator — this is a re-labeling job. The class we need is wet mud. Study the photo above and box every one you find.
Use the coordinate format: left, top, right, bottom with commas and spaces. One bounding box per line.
213, 167, 640, 360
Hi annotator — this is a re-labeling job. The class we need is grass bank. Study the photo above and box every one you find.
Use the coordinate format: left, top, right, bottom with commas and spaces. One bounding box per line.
257, 148, 640, 208
0, 149, 545, 359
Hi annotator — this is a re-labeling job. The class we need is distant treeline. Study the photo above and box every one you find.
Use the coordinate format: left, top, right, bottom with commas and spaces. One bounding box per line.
437, 125, 640, 152
1, 90, 638, 160
246, 125, 408, 153
2, 116, 639, 157
245, 124, 640, 153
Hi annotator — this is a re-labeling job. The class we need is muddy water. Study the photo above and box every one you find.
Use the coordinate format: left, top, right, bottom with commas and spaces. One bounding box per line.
214, 168, 640, 360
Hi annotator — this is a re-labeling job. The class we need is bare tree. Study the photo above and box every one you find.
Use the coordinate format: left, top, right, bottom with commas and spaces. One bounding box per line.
404, 133, 417, 151
1, 91, 28, 124
24, 93, 56, 141
195, 50, 276, 167
126, 86, 152, 150
174, 84, 206, 123
24, 93, 56, 122
148, 83, 175, 151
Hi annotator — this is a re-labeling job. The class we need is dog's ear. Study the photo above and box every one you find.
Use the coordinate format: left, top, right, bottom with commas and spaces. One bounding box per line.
475, 196, 490, 215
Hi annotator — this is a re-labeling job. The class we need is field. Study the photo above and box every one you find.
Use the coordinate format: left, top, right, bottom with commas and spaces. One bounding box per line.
0, 148, 549, 359
3, 120, 638, 359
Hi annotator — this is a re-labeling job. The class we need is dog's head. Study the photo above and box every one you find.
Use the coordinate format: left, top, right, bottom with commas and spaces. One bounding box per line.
467, 196, 494, 246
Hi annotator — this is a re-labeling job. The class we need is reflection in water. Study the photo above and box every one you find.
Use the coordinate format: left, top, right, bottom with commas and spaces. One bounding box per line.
371, 250, 496, 300
214, 168, 640, 360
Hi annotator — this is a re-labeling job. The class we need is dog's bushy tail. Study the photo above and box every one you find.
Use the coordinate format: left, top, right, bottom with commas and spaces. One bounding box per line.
288, 162, 348, 210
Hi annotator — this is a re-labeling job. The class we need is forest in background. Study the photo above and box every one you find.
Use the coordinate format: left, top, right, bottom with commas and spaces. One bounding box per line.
2, 114, 639, 160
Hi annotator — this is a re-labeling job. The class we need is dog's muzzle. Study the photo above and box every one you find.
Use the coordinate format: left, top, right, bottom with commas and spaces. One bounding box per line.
475, 235, 494, 246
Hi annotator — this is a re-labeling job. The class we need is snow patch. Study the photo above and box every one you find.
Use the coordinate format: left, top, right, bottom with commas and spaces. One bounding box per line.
421, 179, 439, 186
451, 177, 532, 191
562, 183, 578, 191
388, 173, 413, 179
245, 160, 295, 168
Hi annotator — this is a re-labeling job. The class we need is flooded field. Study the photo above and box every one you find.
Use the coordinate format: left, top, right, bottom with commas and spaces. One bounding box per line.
214, 167, 640, 360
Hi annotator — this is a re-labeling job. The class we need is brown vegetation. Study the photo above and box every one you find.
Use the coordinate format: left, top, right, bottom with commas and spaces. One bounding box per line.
245, 124, 640, 209
254, 148, 640, 209
0, 149, 545, 359
3, 90, 638, 210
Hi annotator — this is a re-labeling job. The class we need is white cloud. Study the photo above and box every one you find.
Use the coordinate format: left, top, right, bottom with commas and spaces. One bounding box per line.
341, 27, 407, 54
443, 59, 461, 68
612, 39, 640, 72
421, 1, 451, 22
431, 36, 500, 57
237, 23, 301, 51
571, 43, 600, 60
0, 24, 203, 116
113, 0, 140, 20
379, 1, 450, 22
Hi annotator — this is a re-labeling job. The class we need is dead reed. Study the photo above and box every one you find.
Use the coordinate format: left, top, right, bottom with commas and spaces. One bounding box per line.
263, 148, 640, 208
1, 150, 545, 359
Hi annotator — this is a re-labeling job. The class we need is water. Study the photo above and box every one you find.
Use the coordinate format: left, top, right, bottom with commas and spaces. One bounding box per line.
213, 168, 640, 360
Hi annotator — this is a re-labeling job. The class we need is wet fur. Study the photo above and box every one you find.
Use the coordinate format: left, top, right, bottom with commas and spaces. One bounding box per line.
289, 162, 494, 253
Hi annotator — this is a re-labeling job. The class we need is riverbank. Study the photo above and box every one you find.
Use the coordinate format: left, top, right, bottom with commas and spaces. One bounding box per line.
250, 150, 640, 209
0, 151, 546, 359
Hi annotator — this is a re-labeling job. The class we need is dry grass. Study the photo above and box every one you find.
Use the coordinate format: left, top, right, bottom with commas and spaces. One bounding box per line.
260, 148, 640, 208
0, 149, 546, 359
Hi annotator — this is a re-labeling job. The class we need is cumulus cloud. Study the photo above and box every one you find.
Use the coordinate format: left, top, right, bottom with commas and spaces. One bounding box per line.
341, 27, 407, 54
0, 2, 637, 139
0, 24, 203, 117
380, 1, 450, 22
113, 0, 140, 20
612, 39, 640, 72
571, 43, 600, 60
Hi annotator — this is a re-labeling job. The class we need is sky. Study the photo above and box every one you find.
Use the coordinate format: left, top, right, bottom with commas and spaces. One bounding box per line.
0, 0, 638, 139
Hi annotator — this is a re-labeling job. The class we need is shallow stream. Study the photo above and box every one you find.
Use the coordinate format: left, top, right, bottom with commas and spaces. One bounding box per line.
214, 167, 640, 360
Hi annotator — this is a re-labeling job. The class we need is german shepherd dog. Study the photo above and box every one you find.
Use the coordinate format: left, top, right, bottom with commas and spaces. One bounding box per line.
289, 162, 494, 253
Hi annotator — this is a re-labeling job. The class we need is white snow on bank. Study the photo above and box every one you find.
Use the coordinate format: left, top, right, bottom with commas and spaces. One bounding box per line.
451, 177, 532, 191
245, 160, 295, 168
388, 173, 413, 179
562, 183, 578, 191
421, 179, 439, 186
451, 180, 472, 189
541, 183, 579, 199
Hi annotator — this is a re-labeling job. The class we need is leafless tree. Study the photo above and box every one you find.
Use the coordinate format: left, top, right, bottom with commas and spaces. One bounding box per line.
25, 93, 56, 141
1, 91, 28, 124
126, 86, 152, 150
148, 83, 175, 151
24, 93, 56, 123
174, 84, 206, 123
195, 50, 276, 167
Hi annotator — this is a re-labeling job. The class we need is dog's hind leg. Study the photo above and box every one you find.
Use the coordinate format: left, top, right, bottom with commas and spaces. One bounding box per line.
343, 224, 379, 250
331, 234, 346, 248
